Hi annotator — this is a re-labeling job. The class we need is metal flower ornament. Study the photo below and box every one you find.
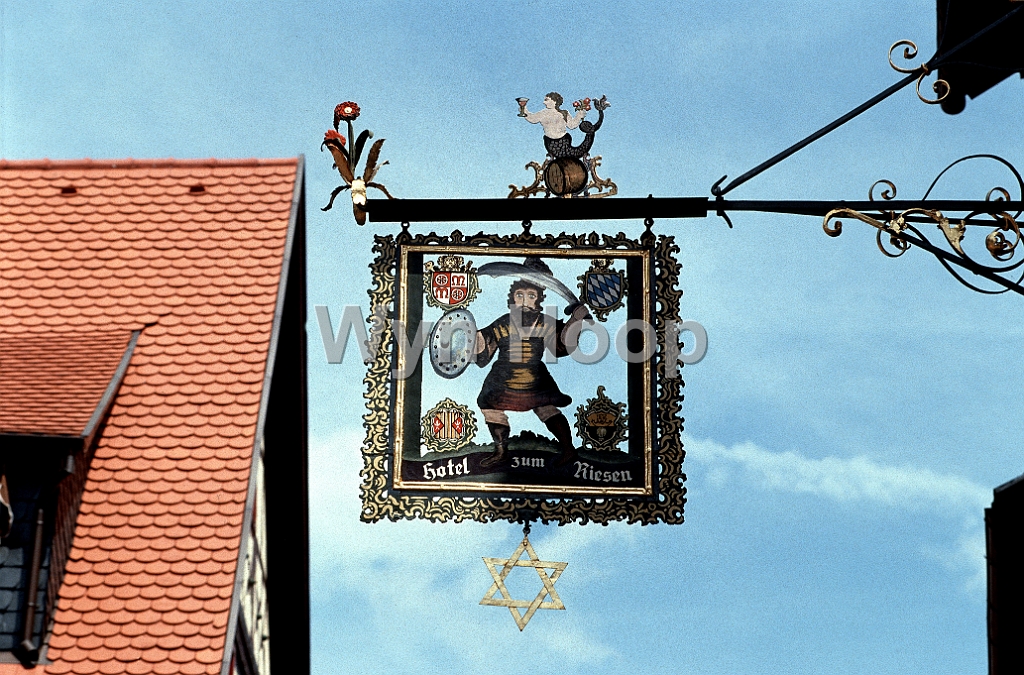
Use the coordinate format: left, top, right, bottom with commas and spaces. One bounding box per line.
321, 101, 394, 225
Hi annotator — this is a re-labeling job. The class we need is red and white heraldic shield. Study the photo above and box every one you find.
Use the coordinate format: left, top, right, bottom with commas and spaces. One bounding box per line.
431, 271, 469, 306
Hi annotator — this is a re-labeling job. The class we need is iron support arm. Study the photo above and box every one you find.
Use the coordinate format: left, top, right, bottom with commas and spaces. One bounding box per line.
365, 197, 708, 222
366, 197, 1023, 223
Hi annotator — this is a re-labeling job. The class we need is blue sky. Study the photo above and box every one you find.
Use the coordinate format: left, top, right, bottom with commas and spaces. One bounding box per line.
4, 1, 1024, 673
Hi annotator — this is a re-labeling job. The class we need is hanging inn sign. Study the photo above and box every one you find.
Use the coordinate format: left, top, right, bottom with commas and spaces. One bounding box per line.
322, 19, 1024, 624
319, 95, 689, 528
361, 228, 686, 525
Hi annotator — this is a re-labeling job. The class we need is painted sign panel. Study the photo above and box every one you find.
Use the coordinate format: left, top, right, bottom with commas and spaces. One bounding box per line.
361, 229, 685, 525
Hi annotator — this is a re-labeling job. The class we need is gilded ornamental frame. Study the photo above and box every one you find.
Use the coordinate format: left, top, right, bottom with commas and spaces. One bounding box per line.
360, 227, 685, 525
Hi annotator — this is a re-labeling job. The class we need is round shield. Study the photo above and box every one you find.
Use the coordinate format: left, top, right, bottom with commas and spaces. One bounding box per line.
429, 308, 477, 379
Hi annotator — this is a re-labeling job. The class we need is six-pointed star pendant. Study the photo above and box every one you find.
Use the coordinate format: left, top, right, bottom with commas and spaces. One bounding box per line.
480, 536, 567, 630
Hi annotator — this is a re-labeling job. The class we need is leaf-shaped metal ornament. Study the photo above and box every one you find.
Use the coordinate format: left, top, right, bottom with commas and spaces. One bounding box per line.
323, 136, 350, 164
338, 154, 356, 185
363, 138, 386, 182
366, 160, 389, 184
366, 181, 394, 199
321, 184, 350, 212
353, 129, 374, 168
324, 140, 355, 184
353, 201, 367, 225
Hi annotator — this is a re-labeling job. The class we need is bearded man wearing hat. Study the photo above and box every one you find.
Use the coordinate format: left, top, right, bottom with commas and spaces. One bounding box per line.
473, 257, 592, 469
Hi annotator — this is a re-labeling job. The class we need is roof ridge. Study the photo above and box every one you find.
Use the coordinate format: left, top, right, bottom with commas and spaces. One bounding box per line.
0, 156, 299, 170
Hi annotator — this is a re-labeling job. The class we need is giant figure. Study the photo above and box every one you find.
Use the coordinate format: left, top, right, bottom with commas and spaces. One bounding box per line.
474, 258, 591, 469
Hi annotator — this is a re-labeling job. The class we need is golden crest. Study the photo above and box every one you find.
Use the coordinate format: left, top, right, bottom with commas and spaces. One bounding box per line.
420, 398, 477, 453
424, 255, 480, 309
574, 386, 628, 452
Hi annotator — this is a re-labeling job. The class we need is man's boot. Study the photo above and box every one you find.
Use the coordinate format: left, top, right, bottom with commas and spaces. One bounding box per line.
480, 423, 510, 469
545, 414, 577, 467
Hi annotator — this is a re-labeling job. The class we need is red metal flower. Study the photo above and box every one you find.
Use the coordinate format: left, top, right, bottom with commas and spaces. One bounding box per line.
573, 98, 592, 112
324, 129, 345, 144
334, 101, 361, 128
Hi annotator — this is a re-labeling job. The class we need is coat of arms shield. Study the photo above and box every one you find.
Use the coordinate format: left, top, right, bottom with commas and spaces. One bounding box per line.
575, 386, 628, 453
424, 254, 480, 309
578, 258, 626, 321
421, 398, 477, 454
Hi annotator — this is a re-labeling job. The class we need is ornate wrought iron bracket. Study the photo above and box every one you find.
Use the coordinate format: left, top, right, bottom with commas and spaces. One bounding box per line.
821, 155, 1024, 295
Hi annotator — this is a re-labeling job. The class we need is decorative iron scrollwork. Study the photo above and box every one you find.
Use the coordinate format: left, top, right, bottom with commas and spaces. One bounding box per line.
508, 161, 546, 199
508, 156, 617, 199
824, 155, 1024, 294
888, 40, 950, 105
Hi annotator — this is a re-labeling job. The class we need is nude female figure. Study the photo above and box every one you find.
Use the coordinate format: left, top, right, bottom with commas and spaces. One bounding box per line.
522, 92, 587, 141
521, 92, 608, 159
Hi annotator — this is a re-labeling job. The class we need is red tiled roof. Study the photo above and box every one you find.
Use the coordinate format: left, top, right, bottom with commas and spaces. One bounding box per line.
0, 667, 44, 675
0, 157, 300, 674
0, 329, 136, 437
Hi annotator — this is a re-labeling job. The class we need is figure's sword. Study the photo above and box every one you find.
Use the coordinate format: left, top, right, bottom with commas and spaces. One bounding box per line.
477, 262, 580, 307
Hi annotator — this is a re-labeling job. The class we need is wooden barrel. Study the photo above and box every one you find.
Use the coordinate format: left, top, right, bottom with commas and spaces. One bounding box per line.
544, 157, 588, 196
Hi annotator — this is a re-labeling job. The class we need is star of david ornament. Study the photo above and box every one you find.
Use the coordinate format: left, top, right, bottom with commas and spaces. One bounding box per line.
480, 530, 567, 631
578, 258, 627, 321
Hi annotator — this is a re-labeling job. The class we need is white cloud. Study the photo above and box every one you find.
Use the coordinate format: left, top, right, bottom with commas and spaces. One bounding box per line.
685, 435, 990, 513
686, 434, 991, 593
921, 528, 989, 595
308, 431, 619, 673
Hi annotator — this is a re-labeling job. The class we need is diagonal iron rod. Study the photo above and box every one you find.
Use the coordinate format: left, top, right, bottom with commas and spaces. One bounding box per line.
710, 73, 918, 197
892, 228, 1024, 297
710, 5, 1024, 198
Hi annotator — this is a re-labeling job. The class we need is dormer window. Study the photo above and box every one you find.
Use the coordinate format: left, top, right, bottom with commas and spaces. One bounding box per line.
0, 330, 137, 664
